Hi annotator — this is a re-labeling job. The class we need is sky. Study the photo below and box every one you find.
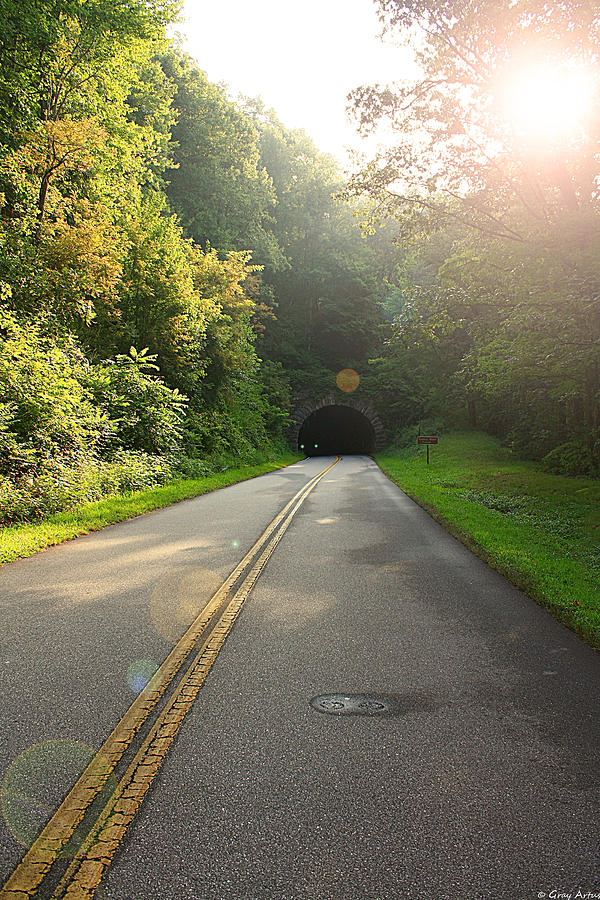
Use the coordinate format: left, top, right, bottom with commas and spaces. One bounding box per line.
177, 0, 415, 167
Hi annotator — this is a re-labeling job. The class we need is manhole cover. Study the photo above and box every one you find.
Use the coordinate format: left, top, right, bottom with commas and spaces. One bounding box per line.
310, 694, 392, 716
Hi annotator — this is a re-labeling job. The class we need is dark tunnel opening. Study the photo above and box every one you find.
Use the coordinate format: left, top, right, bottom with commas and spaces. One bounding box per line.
298, 405, 376, 455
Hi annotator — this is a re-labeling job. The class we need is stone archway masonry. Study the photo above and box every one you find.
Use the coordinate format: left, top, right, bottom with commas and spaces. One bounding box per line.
288, 391, 387, 452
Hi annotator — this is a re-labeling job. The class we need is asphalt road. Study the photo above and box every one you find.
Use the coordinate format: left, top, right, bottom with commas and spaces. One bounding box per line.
1, 456, 599, 900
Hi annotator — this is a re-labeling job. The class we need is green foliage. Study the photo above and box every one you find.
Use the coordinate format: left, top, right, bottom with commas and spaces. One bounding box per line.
541, 441, 598, 478
0, 310, 105, 473
259, 360, 292, 435
0, 0, 177, 134
0, 0, 300, 532
244, 106, 386, 393
0, 450, 176, 525
345, 0, 600, 464
0, 310, 189, 523
161, 51, 277, 261
114, 192, 218, 383
88, 347, 188, 455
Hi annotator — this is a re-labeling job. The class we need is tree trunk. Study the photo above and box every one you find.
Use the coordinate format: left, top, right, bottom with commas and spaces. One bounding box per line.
35, 172, 50, 245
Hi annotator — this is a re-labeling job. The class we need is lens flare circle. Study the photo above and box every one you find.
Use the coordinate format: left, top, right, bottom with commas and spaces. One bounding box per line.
336, 368, 360, 393
126, 658, 159, 694
1, 740, 116, 855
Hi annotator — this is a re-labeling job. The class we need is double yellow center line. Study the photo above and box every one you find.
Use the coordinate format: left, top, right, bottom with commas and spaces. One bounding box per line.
1, 456, 340, 899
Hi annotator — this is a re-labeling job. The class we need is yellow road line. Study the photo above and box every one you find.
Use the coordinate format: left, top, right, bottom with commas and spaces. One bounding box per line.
0, 456, 339, 900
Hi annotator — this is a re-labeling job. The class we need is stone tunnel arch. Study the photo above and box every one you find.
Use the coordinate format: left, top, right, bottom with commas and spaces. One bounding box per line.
289, 392, 386, 454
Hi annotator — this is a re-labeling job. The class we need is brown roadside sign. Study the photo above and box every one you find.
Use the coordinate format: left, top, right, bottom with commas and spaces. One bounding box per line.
417, 436, 439, 444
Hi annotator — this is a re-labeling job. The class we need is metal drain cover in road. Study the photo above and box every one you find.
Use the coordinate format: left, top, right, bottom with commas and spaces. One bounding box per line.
310, 694, 392, 716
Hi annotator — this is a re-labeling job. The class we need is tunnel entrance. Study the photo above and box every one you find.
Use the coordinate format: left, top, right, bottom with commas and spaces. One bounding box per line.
298, 405, 376, 455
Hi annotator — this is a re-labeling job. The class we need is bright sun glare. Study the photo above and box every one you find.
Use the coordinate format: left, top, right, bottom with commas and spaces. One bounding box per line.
500, 60, 596, 144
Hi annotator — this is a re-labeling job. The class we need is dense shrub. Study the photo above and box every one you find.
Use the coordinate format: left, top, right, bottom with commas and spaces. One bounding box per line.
173, 456, 212, 479
0, 318, 190, 524
0, 311, 107, 477
0, 451, 177, 526
0, 310, 291, 526
541, 441, 598, 478
88, 348, 188, 455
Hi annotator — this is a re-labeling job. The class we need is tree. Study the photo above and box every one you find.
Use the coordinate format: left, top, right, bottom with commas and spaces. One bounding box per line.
0, 0, 177, 230
0, 0, 177, 129
243, 105, 385, 388
0, 308, 106, 474
345, 0, 600, 463
0, 0, 180, 332
161, 50, 278, 263
349, 0, 600, 236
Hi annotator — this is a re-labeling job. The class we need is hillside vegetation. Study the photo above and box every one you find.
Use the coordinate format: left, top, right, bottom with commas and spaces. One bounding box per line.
1, 0, 598, 537
0, 0, 396, 526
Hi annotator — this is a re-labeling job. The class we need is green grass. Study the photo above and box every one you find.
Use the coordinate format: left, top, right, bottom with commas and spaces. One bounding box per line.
0, 452, 302, 567
376, 432, 600, 650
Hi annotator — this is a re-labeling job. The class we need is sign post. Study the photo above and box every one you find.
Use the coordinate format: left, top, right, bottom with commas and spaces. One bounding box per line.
417, 435, 438, 464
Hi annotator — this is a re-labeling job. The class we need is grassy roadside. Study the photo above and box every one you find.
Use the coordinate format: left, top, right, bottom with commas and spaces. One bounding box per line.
375, 432, 600, 650
0, 452, 302, 566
